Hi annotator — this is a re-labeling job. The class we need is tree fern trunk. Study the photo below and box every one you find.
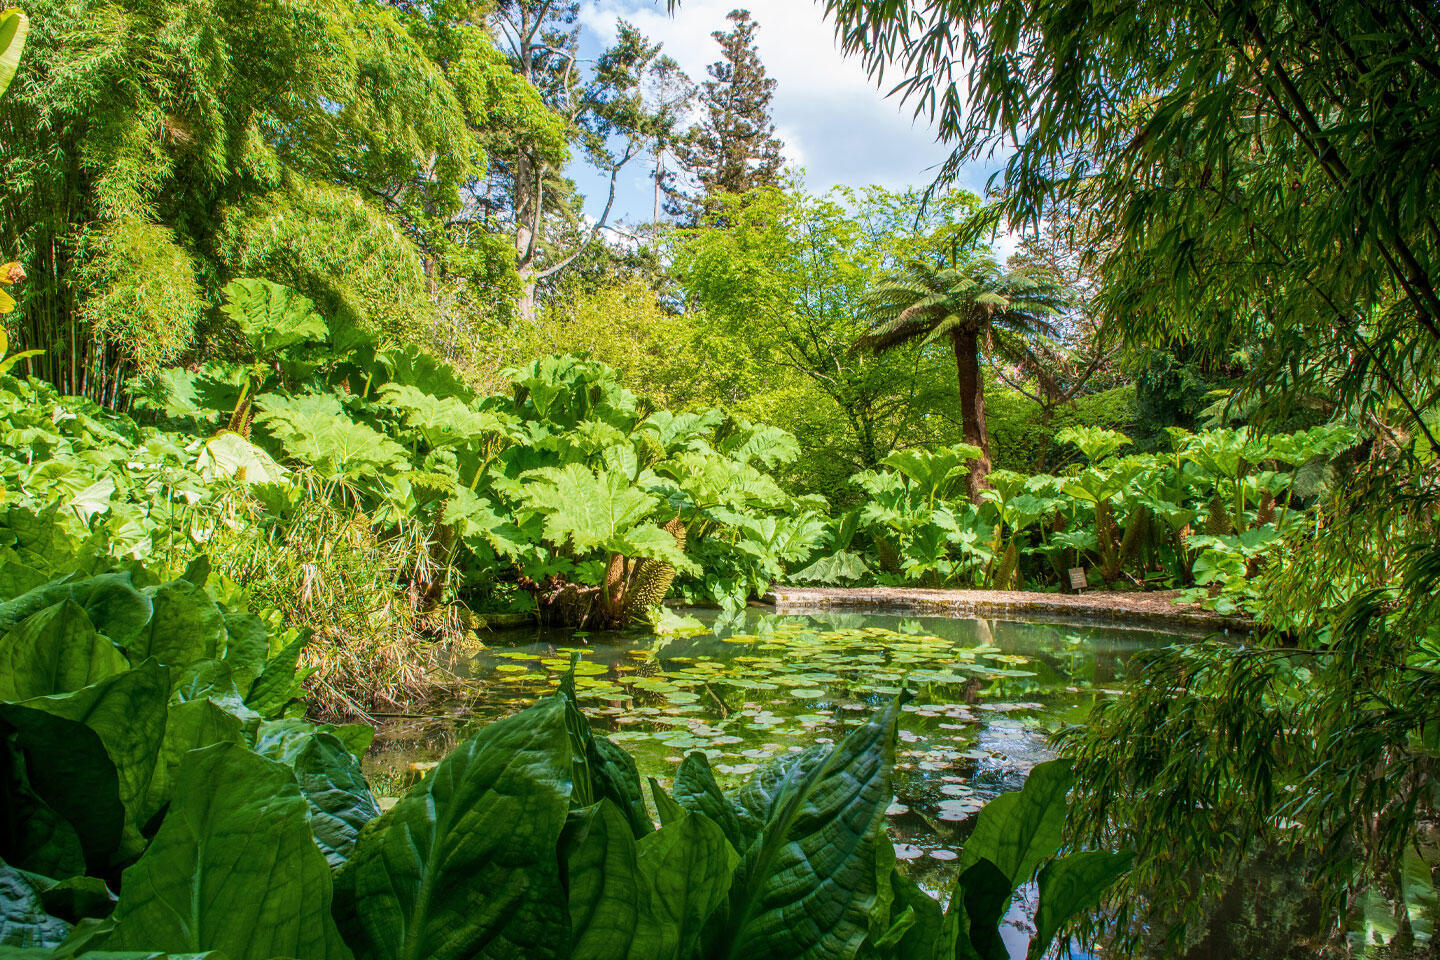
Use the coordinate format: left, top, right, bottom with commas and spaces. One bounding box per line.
951, 327, 991, 501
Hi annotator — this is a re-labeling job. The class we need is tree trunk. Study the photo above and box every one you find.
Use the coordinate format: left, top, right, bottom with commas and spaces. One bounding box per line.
951, 328, 992, 500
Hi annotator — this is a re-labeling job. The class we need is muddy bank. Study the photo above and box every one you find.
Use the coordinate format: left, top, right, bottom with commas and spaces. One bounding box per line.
767, 586, 1252, 633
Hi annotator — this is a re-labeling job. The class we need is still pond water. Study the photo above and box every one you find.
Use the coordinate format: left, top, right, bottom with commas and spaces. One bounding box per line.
365, 607, 1190, 903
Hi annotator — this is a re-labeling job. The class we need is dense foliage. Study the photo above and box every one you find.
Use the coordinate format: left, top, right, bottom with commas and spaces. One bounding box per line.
0, 544, 1130, 958
795, 424, 1356, 610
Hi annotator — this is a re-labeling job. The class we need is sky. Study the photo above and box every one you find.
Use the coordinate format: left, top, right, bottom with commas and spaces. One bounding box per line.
569, 0, 1016, 251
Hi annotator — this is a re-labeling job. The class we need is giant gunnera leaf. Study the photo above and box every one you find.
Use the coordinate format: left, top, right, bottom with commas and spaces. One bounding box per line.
106, 742, 351, 960
331, 696, 575, 960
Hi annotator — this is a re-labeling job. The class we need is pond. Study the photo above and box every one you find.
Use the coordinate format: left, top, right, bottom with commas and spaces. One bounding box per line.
364, 607, 1190, 901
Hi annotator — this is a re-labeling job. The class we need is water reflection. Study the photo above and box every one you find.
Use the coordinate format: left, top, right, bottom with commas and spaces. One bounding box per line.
365, 608, 1186, 909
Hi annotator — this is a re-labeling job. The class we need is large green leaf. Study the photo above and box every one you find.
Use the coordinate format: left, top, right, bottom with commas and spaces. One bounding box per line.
219, 279, 327, 358
1027, 850, 1133, 960
0, 576, 151, 647
217, 613, 269, 693
194, 433, 287, 485
107, 743, 350, 960
0, 860, 71, 948
0, 8, 28, 99
567, 800, 737, 960
635, 811, 737, 960
708, 699, 901, 960
567, 801, 644, 960
255, 393, 408, 478
955, 759, 1074, 886
670, 754, 743, 851
520, 464, 657, 553
0, 664, 168, 866
0, 740, 86, 879
127, 581, 226, 669
880, 445, 978, 504
0, 601, 128, 701
289, 734, 380, 869
243, 634, 307, 719
140, 699, 247, 823
332, 696, 574, 960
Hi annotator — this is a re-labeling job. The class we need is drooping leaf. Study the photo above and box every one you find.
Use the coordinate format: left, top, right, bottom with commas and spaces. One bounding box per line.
1027, 850, 1133, 959
141, 699, 248, 822
567, 801, 644, 960
107, 743, 351, 960
0, 740, 86, 879
243, 634, 307, 719
0, 9, 28, 99
635, 811, 737, 960
332, 696, 574, 960
0, 575, 151, 647
0, 663, 168, 865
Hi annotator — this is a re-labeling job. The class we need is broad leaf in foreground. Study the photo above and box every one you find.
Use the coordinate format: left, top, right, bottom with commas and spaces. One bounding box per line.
0, 601, 128, 701
332, 696, 574, 960
107, 743, 350, 960
1027, 850, 1134, 960
567, 800, 736, 960
707, 699, 901, 960
290, 734, 380, 869
0, 664, 168, 865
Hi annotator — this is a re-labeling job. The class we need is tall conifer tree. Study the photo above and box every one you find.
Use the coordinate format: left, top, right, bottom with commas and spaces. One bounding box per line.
666, 9, 783, 223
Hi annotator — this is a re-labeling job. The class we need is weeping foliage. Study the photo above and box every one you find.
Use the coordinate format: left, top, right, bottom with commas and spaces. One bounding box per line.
824, 0, 1440, 442
0, 0, 492, 402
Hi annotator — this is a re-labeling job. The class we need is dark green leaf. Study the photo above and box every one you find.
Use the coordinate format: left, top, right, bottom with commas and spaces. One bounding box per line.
708, 699, 901, 960
243, 634, 306, 719
671, 753, 742, 851
0, 602, 127, 701
0, 576, 151, 647
332, 696, 574, 960
956, 760, 1074, 887
1027, 850, 1133, 960
127, 581, 225, 669
107, 743, 350, 960
291, 734, 380, 869
0, 664, 168, 866
0, 860, 70, 948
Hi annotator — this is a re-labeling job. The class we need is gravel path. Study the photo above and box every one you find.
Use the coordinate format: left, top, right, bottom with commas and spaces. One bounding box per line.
766, 586, 1252, 632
